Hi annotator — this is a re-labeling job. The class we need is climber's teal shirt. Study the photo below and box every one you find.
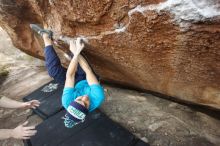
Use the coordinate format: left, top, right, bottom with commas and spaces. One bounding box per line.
62, 80, 105, 112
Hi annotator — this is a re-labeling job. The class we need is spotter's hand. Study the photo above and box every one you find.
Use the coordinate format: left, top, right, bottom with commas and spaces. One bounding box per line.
21, 100, 40, 109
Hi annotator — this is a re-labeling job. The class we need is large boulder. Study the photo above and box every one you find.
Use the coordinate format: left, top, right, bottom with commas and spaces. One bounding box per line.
0, 0, 219, 109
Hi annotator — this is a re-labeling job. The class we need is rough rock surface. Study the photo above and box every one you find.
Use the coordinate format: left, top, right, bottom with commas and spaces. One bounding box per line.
0, 29, 220, 146
0, 0, 220, 109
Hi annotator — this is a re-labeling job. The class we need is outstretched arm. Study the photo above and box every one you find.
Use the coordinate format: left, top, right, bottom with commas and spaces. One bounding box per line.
0, 129, 13, 139
64, 55, 78, 88
69, 38, 99, 86
64, 39, 84, 88
78, 55, 99, 85
0, 121, 37, 140
0, 96, 40, 109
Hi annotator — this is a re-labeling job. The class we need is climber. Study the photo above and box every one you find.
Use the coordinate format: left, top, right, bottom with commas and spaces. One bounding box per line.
0, 95, 40, 139
30, 24, 105, 128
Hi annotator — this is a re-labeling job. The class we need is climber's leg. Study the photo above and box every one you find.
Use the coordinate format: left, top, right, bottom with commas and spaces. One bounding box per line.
43, 34, 67, 85
30, 24, 67, 84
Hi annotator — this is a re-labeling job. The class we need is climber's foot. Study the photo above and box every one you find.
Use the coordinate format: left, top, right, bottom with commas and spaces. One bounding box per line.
30, 24, 53, 39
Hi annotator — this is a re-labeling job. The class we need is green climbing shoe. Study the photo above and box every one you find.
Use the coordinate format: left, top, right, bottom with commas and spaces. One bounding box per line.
30, 24, 53, 39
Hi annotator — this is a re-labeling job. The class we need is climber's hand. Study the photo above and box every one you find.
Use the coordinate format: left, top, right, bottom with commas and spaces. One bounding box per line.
75, 38, 85, 55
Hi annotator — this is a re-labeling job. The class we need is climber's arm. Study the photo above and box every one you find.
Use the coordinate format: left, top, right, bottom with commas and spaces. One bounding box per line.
68, 38, 98, 85
78, 55, 99, 85
64, 55, 78, 88
65, 39, 85, 88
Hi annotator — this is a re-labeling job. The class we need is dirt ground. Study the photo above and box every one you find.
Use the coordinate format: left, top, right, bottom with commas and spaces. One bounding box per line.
0, 28, 220, 146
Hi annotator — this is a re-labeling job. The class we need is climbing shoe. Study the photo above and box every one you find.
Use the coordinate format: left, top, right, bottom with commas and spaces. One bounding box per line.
30, 24, 53, 39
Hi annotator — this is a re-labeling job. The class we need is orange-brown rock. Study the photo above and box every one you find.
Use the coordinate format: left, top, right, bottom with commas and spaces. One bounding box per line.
0, 0, 219, 109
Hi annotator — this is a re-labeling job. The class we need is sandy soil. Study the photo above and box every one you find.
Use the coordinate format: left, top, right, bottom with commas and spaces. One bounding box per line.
0, 28, 220, 146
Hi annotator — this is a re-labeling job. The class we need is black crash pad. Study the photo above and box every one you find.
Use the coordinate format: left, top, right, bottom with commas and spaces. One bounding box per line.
135, 140, 150, 146
24, 110, 149, 146
23, 80, 64, 119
